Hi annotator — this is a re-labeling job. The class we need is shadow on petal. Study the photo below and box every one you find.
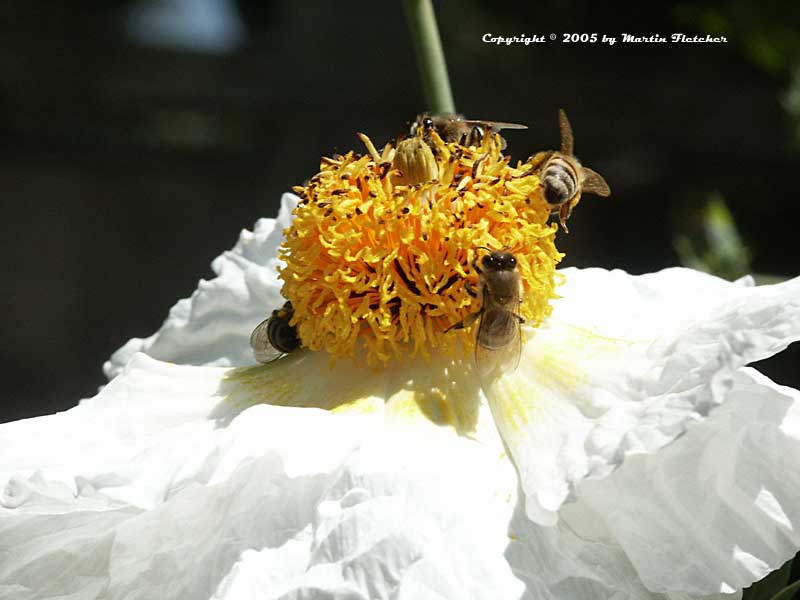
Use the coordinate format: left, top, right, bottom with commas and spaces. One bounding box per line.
209, 349, 486, 437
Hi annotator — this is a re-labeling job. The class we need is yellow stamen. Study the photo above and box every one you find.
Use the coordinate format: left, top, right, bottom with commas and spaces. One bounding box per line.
280, 129, 563, 367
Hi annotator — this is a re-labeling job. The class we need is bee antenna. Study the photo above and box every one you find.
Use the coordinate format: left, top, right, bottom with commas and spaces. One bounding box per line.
476, 246, 493, 254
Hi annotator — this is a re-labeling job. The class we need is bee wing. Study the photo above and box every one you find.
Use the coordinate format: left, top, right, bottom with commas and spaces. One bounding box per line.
462, 119, 528, 131
249, 317, 283, 363
428, 113, 464, 129
475, 308, 523, 378
557, 109, 574, 155
581, 167, 611, 197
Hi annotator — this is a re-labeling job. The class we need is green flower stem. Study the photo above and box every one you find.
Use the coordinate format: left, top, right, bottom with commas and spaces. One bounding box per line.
403, 0, 455, 114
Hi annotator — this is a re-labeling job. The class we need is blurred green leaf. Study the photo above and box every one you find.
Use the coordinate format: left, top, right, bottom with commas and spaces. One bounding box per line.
770, 579, 800, 600
673, 235, 708, 273
673, 192, 751, 281
784, 67, 800, 148
674, 0, 800, 76
743, 558, 794, 600
702, 194, 752, 278
673, 192, 788, 283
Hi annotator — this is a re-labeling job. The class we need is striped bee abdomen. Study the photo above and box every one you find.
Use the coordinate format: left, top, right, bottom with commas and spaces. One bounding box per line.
267, 302, 300, 354
541, 155, 579, 206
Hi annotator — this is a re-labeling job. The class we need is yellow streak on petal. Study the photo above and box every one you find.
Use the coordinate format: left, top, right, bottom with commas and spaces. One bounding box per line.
223, 351, 382, 414
490, 374, 535, 433
486, 322, 648, 435
222, 350, 491, 437
330, 396, 382, 415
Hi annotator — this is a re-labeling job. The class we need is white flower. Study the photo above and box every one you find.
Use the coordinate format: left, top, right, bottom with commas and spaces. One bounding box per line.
2, 193, 800, 600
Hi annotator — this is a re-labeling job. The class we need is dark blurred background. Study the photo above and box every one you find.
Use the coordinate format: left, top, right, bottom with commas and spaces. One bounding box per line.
2, 0, 799, 423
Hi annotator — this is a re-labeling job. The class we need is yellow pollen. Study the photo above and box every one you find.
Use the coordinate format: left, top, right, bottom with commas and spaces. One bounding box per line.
279, 129, 563, 367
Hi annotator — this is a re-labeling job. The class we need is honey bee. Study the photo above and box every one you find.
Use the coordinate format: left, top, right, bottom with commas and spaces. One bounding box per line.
446, 249, 524, 377
411, 113, 527, 150
530, 109, 611, 232
390, 113, 527, 186
250, 300, 300, 363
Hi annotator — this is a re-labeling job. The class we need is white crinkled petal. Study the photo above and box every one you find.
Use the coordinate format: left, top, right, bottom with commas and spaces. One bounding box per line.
504, 368, 798, 599
275, 428, 523, 600
560, 368, 800, 596
103, 193, 299, 379
5, 351, 796, 598
2, 354, 368, 511
1, 353, 376, 599
481, 267, 800, 596
1, 351, 526, 600
9, 202, 800, 600
485, 268, 800, 525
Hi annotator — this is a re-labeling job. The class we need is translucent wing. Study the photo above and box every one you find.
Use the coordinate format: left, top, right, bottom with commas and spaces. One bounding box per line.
581, 167, 611, 197
462, 119, 528, 132
474, 307, 523, 378
557, 109, 574, 155
249, 317, 283, 363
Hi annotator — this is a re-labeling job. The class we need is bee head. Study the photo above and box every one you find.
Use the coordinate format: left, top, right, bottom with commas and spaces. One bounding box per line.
410, 114, 434, 137
481, 250, 517, 272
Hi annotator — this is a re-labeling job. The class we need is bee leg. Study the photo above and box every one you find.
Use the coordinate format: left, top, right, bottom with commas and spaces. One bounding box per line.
559, 204, 571, 234
464, 282, 477, 298
471, 256, 484, 275
471, 153, 488, 179
445, 309, 482, 333
527, 150, 552, 172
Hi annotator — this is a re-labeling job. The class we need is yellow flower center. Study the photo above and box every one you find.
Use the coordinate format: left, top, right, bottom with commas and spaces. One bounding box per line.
279, 129, 563, 367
